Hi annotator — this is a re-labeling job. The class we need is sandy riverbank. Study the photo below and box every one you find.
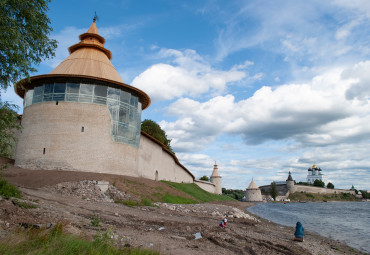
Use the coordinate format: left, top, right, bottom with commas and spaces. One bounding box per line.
0, 162, 366, 254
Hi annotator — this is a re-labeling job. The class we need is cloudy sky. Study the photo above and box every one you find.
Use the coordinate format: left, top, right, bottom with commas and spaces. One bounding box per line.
2, 0, 370, 190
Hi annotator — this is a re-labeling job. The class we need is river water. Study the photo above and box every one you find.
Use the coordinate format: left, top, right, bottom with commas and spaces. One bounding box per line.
247, 202, 370, 253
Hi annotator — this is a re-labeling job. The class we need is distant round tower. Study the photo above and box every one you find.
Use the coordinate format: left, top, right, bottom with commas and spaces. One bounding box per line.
210, 162, 222, 195
286, 171, 296, 193
245, 179, 262, 202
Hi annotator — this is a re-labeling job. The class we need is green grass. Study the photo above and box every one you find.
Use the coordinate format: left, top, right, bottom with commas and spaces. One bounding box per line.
162, 181, 235, 203
289, 191, 360, 202
114, 198, 155, 207
0, 224, 159, 255
162, 192, 198, 204
0, 177, 21, 199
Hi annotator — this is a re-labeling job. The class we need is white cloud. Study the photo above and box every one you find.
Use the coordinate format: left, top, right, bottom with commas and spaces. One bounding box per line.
132, 49, 247, 102
162, 63, 370, 152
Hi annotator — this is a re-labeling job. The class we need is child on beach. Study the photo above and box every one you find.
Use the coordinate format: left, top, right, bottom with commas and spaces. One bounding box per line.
294, 221, 304, 242
219, 218, 227, 228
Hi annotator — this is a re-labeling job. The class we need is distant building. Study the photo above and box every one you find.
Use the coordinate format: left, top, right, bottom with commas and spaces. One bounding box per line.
259, 172, 295, 198
245, 179, 262, 202
210, 162, 222, 195
307, 164, 327, 185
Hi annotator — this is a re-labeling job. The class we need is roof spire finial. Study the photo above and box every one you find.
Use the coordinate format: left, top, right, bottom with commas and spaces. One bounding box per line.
93, 11, 99, 23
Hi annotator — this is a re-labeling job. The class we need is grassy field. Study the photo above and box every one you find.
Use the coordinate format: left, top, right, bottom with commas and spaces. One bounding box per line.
0, 224, 159, 255
288, 191, 360, 202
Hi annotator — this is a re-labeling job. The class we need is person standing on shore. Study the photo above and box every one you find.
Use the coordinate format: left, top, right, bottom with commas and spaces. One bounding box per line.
294, 221, 304, 242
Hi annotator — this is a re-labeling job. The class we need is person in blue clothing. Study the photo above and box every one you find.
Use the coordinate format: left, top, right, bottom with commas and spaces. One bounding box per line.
294, 221, 304, 242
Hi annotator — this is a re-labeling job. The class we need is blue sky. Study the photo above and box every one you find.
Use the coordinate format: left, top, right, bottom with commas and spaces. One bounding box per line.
2, 0, 370, 190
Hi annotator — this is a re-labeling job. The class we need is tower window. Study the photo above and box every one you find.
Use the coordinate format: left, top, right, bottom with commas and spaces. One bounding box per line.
81, 126, 84, 132
43, 148, 46, 154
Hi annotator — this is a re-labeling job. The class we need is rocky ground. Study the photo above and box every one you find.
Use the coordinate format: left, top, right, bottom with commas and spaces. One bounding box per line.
0, 160, 366, 255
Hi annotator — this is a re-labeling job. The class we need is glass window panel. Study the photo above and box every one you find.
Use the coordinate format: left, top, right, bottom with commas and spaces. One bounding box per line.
43, 83, 54, 102
66, 94, 79, 102
117, 123, 128, 137
107, 87, 120, 101
79, 94, 93, 103
120, 91, 130, 104
33, 86, 44, 97
108, 105, 119, 122
80, 84, 93, 95
119, 105, 128, 123
66, 83, 80, 94
25, 89, 34, 107
94, 85, 107, 97
93, 96, 106, 105
130, 95, 138, 107
32, 86, 43, 104
54, 83, 66, 93
53, 94, 65, 101
93, 85, 107, 105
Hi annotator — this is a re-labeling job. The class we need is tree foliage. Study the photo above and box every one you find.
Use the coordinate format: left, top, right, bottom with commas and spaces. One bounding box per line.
0, 0, 58, 90
360, 190, 370, 199
0, 101, 22, 157
141, 119, 174, 153
222, 188, 244, 201
326, 182, 334, 189
313, 179, 325, 188
199, 176, 209, 181
270, 182, 278, 201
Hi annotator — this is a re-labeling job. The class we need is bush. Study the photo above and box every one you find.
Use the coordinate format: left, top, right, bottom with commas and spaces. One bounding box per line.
0, 178, 21, 199
313, 179, 325, 188
327, 182, 334, 189
199, 176, 209, 181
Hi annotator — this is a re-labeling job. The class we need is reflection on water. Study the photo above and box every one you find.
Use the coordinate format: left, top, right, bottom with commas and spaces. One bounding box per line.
247, 202, 370, 253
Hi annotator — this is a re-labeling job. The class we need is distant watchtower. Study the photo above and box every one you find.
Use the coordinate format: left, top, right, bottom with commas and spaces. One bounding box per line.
286, 171, 296, 193
210, 162, 222, 195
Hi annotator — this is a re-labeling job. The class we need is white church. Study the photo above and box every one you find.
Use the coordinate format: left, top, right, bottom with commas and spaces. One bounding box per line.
307, 164, 327, 185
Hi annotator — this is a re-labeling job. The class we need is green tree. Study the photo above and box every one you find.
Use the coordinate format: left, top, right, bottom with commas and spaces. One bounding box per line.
313, 179, 325, 188
326, 182, 334, 189
0, 101, 22, 158
270, 182, 278, 201
141, 119, 174, 153
0, 0, 57, 90
199, 176, 209, 181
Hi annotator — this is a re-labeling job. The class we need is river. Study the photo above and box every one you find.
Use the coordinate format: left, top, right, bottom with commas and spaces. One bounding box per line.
247, 202, 370, 253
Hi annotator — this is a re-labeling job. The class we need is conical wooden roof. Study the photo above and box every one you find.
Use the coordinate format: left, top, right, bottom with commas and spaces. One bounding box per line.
14, 20, 151, 109
50, 21, 122, 83
211, 162, 221, 177
247, 179, 259, 190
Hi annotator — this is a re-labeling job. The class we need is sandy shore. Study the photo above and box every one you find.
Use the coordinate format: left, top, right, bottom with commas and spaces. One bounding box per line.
0, 162, 367, 254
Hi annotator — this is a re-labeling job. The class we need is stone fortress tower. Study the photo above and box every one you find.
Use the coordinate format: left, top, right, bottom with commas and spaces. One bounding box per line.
210, 162, 222, 195
13, 20, 150, 174
245, 179, 262, 202
11, 18, 222, 194
286, 171, 296, 193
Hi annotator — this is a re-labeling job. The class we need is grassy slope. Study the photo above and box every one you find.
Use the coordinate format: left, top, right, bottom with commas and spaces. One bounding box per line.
288, 191, 360, 202
161, 181, 235, 203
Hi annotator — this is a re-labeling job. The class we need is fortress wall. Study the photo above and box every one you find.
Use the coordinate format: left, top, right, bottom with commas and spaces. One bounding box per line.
15, 102, 139, 176
138, 133, 194, 183
259, 184, 288, 195
15, 102, 195, 187
295, 185, 355, 195
194, 180, 215, 193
